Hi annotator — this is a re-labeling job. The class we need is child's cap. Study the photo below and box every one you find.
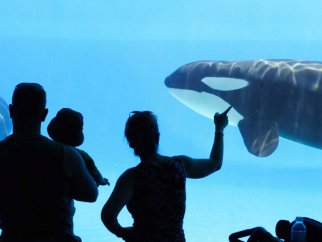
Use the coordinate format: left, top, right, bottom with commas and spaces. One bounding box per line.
47, 108, 84, 146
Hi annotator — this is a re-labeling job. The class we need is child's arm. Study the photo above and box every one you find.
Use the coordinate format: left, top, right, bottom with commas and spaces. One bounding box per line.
77, 149, 110, 186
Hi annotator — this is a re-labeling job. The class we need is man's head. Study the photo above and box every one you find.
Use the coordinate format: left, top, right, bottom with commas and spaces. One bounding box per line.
10, 83, 47, 122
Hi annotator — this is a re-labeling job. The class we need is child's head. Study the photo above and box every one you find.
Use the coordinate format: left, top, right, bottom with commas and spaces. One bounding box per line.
47, 108, 84, 147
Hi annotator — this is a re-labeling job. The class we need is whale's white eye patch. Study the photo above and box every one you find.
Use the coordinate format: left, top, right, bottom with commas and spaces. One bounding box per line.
201, 77, 248, 91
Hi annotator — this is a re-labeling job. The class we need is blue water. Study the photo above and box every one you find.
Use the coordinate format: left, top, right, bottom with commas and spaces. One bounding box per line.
1, 1, 322, 241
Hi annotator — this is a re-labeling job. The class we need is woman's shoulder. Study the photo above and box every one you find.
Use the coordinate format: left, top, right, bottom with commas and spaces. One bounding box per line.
158, 155, 189, 170
158, 154, 187, 160
121, 167, 137, 178
169, 155, 192, 163
115, 167, 137, 187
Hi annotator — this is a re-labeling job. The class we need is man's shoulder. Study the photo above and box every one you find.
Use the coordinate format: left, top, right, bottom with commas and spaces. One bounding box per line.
0, 134, 14, 143
37, 135, 70, 148
0, 134, 55, 145
76, 148, 92, 160
34, 136, 77, 159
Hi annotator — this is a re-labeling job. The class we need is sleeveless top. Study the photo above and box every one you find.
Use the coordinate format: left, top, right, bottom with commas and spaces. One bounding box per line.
0, 135, 75, 241
127, 155, 186, 242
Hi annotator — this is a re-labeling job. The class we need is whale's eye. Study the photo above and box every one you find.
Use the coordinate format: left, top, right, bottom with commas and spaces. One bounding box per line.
201, 77, 248, 91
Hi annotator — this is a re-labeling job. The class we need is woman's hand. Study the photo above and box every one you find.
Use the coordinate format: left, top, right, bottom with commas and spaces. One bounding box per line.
214, 106, 230, 132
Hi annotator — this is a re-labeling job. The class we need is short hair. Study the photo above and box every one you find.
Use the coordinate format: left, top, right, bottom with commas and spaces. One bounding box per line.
125, 111, 160, 157
12, 83, 46, 119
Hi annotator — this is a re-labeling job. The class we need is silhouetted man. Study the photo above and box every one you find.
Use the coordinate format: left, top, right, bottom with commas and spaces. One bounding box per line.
0, 83, 98, 242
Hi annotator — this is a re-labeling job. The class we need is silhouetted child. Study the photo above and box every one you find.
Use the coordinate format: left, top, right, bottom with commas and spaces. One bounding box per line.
47, 108, 109, 186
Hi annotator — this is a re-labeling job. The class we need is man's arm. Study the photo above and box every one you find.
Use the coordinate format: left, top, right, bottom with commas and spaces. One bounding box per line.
64, 146, 98, 202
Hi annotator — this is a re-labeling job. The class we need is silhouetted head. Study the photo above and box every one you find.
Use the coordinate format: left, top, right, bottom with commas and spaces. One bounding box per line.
47, 108, 84, 147
10, 83, 47, 122
275, 219, 291, 241
125, 111, 160, 157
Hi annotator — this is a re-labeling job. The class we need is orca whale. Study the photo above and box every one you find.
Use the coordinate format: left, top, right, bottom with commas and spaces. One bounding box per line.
0, 97, 12, 141
165, 60, 322, 157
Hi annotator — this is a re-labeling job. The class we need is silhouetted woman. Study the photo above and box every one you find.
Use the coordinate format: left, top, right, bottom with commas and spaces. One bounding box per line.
101, 110, 229, 242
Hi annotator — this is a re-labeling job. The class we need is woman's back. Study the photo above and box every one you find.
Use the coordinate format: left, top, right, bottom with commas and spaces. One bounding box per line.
101, 110, 228, 241
127, 155, 186, 242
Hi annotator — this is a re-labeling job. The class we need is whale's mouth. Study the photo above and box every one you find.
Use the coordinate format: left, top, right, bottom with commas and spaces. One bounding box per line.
167, 87, 243, 126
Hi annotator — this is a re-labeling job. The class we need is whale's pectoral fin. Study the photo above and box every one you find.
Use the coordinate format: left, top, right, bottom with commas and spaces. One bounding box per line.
238, 119, 279, 157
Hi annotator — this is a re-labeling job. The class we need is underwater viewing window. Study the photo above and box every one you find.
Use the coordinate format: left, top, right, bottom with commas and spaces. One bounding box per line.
0, 1, 322, 241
